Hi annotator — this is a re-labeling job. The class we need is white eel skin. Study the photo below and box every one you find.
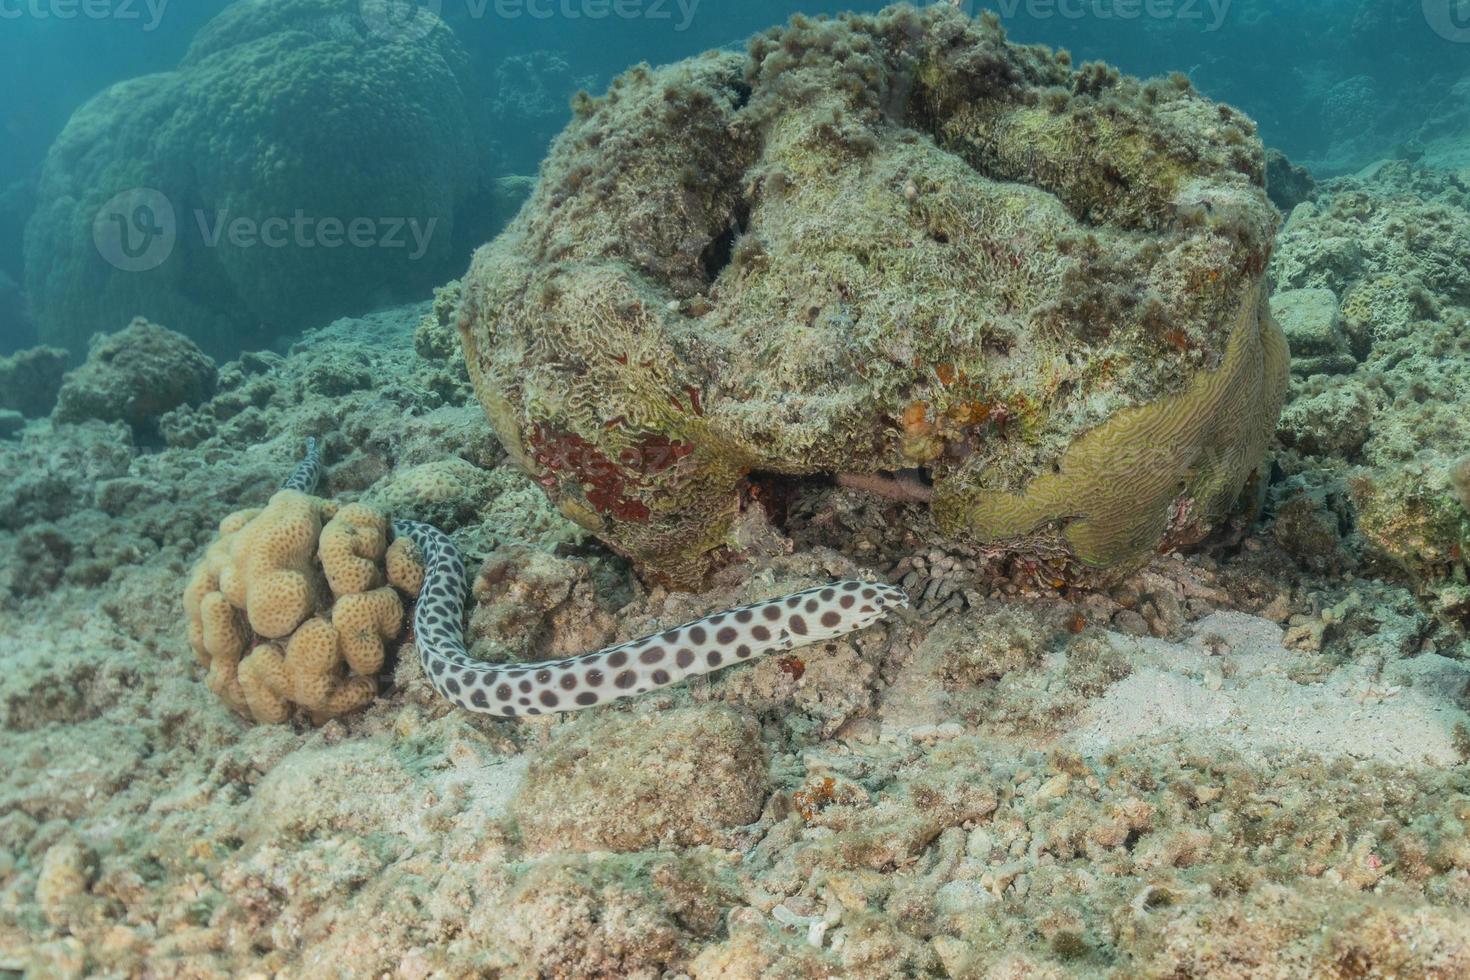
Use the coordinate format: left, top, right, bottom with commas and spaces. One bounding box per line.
391, 519, 908, 717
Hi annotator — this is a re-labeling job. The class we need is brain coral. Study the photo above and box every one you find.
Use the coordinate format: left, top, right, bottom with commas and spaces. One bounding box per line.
184, 489, 423, 724
24, 0, 479, 357
457, 4, 1287, 588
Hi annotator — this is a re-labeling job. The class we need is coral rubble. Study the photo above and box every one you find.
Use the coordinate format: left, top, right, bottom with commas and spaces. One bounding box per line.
1271, 161, 1470, 625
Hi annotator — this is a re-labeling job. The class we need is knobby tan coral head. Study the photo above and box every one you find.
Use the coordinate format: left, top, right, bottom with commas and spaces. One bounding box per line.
184, 490, 424, 725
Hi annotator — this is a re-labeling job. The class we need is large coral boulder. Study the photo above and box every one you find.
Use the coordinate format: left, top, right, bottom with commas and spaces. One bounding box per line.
25, 0, 480, 357
458, 5, 1287, 588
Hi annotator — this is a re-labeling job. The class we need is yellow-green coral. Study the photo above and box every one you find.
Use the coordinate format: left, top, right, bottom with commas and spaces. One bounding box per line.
935, 285, 1288, 568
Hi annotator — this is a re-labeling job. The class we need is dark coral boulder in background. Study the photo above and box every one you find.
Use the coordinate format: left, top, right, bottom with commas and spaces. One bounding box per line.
458, 5, 1288, 588
24, 0, 481, 360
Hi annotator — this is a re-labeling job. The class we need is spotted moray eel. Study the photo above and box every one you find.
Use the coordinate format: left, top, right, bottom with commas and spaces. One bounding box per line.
282, 440, 908, 717
281, 436, 321, 492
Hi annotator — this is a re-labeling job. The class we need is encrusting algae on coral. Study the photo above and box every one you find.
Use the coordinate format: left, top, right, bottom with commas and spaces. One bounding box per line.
457, 3, 1285, 588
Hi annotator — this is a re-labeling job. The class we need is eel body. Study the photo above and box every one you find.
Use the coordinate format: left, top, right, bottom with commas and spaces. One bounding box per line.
281, 437, 322, 492
277, 439, 905, 717
392, 519, 907, 717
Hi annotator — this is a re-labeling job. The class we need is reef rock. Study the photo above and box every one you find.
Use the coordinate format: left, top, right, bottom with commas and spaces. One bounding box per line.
0, 345, 67, 417
510, 704, 767, 852
1272, 160, 1470, 352
362, 457, 493, 531
1271, 163, 1470, 626
458, 4, 1286, 588
1270, 287, 1354, 376
1264, 147, 1316, 212
24, 0, 480, 357
53, 318, 216, 435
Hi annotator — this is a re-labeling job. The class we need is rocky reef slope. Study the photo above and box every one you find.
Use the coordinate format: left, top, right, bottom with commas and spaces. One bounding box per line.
0, 284, 1466, 976
1269, 162, 1470, 628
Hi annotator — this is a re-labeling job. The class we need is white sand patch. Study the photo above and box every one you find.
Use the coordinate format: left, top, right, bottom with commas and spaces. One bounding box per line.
447, 747, 528, 821
1069, 611, 1470, 767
